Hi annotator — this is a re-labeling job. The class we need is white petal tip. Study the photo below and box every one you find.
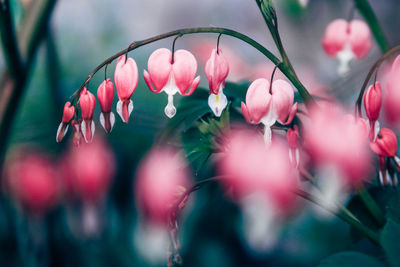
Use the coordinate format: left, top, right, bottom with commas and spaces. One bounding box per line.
208, 90, 228, 117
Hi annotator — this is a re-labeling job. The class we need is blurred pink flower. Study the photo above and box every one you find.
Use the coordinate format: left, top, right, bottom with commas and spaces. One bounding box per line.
114, 55, 138, 123
143, 48, 200, 118
370, 128, 397, 157
287, 125, 300, 168
135, 147, 190, 224
322, 19, 372, 75
97, 78, 115, 133
219, 127, 298, 210
6, 150, 60, 214
303, 104, 372, 186
56, 102, 75, 143
384, 55, 400, 126
62, 138, 116, 203
79, 87, 96, 143
205, 48, 229, 117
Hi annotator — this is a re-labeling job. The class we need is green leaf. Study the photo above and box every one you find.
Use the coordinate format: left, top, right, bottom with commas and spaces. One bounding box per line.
317, 251, 384, 267
381, 219, 400, 267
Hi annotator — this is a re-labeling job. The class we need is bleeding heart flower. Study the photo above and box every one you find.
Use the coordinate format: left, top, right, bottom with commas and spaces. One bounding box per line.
384, 55, 400, 125
114, 55, 138, 123
56, 102, 75, 143
241, 78, 297, 144
303, 104, 372, 186
205, 48, 229, 117
135, 146, 190, 224
143, 48, 200, 118
6, 150, 60, 214
79, 88, 96, 143
322, 19, 372, 75
370, 128, 398, 157
364, 82, 382, 140
97, 79, 115, 133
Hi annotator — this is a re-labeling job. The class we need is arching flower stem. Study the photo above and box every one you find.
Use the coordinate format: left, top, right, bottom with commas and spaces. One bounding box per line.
69, 27, 314, 106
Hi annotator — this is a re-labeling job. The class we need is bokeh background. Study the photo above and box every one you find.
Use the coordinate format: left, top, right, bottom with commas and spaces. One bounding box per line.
1, 0, 400, 266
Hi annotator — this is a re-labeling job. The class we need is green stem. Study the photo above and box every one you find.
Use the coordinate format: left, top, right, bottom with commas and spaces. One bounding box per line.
357, 186, 385, 226
296, 189, 381, 246
0, 0, 57, 166
71, 27, 314, 106
0, 0, 25, 79
254, 0, 313, 105
354, 0, 390, 53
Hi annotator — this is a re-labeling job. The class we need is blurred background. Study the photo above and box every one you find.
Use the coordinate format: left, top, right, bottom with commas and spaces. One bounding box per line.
1, 0, 400, 266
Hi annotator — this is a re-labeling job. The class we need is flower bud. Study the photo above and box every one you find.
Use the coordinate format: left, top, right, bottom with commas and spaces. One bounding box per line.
97, 79, 115, 133
114, 55, 138, 123
56, 102, 75, 142
79, 88, 96, 143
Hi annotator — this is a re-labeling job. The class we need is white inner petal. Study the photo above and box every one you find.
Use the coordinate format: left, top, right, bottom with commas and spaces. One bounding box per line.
164, 94, 177, 118
337, 43, 355, 76
208, 86, 228, 117
162, 72, 179, 96
298, 0, 309, 7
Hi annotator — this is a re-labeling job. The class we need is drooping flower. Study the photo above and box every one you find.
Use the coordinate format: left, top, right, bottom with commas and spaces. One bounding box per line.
218, 127, 298, 250
384, 55, 400, 125
143, 48, 200, 118
370, 128, 399, 186
370, 128, 397, 158
97, 78, 115, 132
364, 82, 382, 140
303, 104, 372, 186
114, 55, 138, 123
56, 102, 75, 142
241, 78, 297, 144
322, 19, 372, 75
205, 48, 229, 117
6, 150, 60, 214
79, 87, 96, 143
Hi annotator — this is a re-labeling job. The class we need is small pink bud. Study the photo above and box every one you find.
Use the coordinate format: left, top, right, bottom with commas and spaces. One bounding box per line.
286, 125, 299, 149
114, 55, 138, 123
364, 82, 382, 140
370, 128, 398, 157
62, 102, 75, 123
135, 147, 190, 224
79, 88, 96, 143
143, 48, 200, 118
56, 102, 75, 143
97, 79, 115, 133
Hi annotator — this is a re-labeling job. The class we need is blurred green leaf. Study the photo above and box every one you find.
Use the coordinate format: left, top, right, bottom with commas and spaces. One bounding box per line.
381, 219, 400, 267
317, 251, 384, 267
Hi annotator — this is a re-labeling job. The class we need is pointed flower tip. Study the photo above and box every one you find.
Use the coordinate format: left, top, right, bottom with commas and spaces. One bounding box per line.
117, 100, 133, 123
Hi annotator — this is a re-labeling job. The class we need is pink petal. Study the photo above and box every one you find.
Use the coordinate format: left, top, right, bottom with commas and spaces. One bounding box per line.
97, 79, 114, 113
172, 49, 198, 95
271, 80, 294, 124
143, 70, 160, 93
241, 102, 258, 124
349, 20, 372, 59
322, 19, 348, 57
145, 48, 172, 92
114, 55, 139, 101
244, 79, 271, 123
181, 76, 200, 96
205, 49, 229, 95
